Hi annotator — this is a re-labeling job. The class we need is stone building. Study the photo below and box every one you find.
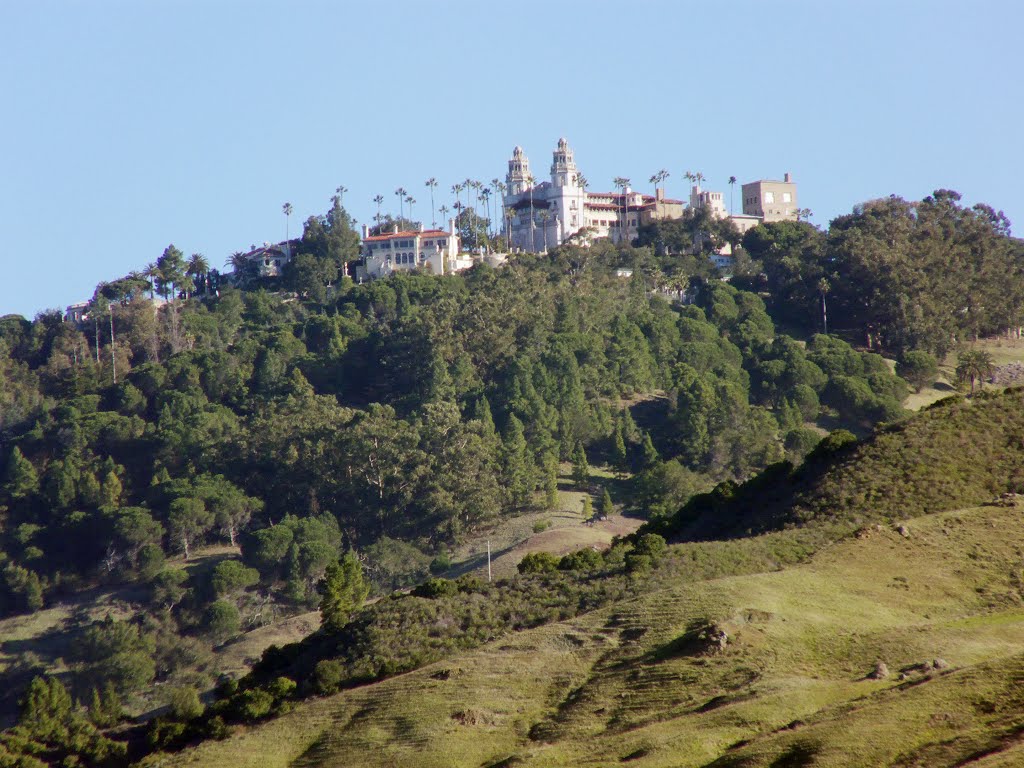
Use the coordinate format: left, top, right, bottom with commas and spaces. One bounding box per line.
355, 219, 464, 281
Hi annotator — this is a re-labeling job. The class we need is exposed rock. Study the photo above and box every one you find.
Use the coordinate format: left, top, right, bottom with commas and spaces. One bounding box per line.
869, 661, 890, 680
933, 657, 949, 670
896, 524, 911, 538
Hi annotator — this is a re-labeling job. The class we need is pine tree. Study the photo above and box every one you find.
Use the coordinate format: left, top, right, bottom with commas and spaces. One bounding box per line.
5, 447, 38, 500
581, 495, 593, 520
600, 488, 614, 518
502, 414, 534, 507
571, 441, 590, 488
612, 421, 628, 472
641, 431, 660, 468
543, 450, 559, 510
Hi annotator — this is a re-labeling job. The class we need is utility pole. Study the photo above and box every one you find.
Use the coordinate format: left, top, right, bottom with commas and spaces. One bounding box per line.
487, 539, 492, 582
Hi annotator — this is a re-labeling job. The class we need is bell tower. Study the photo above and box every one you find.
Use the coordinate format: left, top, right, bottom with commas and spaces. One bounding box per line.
550, 137, 578, 188
506, 146, 531, 196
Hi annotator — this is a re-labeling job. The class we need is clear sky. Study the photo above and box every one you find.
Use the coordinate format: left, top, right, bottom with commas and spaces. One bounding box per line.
2, 0, 1021, 319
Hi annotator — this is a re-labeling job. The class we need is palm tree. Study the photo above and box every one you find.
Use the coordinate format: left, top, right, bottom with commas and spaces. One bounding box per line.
282, 202, 293, 241
728, 176, 737, 215
143, 262, 159, 300
480, 188, 492, 234
406, 196, 416, 223
955, 349, 996, 395
613, 177, 631, 244
649, 169, 669, 194
394, 187, 407, 224
451, 183, 463, 217
526, 174, 536, 252
187, 253, 210, 296
796, 208, 814, 221
424, 178, 438, 227
439, 204, 449, 226
538, 209, 551, 252
335, 185, 348, 206
817, 278, 830, 335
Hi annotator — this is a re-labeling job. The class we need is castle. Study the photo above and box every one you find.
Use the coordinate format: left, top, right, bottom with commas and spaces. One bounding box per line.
502, 138, 798, 256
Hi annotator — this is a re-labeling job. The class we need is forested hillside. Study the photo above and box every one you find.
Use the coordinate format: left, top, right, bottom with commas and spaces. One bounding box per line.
0, 188, 1020, 766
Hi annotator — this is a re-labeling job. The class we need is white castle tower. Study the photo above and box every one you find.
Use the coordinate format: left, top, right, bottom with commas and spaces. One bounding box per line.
550, 137, 578, 188
506, 146, 531, 195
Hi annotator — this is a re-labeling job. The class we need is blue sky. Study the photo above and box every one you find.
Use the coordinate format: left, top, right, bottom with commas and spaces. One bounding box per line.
2, 0, 1021, 318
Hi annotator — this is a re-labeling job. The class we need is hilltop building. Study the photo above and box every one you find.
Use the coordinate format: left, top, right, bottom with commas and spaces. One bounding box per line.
241, 240, 298, 278
356, 219, 468, 281
742, 173, 798, 221
502, 139, 685, 251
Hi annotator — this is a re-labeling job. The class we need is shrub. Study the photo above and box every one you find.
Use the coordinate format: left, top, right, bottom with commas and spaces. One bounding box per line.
312, 659, 345, 695
234, 688, 274, 721
517, 552, 560, 575
429, 552, 451, 575
167, 686, 204, 722
532, 519, 552, 534
897, 350, 939, 392
412, 578, 458, 599
204, 600, 241, 644
559, 548, 602, 572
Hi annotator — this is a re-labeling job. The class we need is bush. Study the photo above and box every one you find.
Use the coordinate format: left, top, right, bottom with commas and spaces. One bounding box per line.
412, 578, 458, 599
233, 688, 274, 721
897, 350, 939, 392
429, 552, 451, 575
204, 600, 241, 644
559, 547, 602, 572
209, 560, 259, 598
167, 686, 204, 721
312, 659, 345, 695
532, 519, 552, 534
517, 552, 559, 575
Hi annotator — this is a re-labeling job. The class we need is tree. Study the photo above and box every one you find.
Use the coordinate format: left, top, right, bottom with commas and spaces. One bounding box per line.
728, 175, 737, 214
600, 488, 614, 518
897, 350, 939, 392
168, 497, 213, 560
424, 178, 438, 227
571, 441, 589, 488
282, 202, 294, 241
394, 187, 407, 222
955, 349, 995, 395
5, 446, 38, 500
204, 600, 241, 643
156, 244, 187, 300
613, 176, 631, 244
319, 552, 368, 632
186, 253, 210, 296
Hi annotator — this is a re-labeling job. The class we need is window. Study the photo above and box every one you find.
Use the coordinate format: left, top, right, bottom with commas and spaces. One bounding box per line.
782, 192, 792, 203
437, 239, 446, 246
764, 191, 775, 204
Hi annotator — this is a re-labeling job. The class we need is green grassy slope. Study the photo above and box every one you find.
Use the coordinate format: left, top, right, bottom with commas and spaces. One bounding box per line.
151, 498, 1024, 768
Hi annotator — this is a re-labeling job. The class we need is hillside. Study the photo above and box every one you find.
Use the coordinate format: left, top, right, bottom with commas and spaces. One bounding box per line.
150, 498, 1024, 767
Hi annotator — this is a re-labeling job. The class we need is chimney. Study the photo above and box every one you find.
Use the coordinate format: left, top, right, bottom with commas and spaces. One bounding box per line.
656, 188, 665, 202
419, 222, 425, 233
449, 217, 456, 236
393, 224, 399, 234
784, 172, 792, 183
361, 224, 369, 239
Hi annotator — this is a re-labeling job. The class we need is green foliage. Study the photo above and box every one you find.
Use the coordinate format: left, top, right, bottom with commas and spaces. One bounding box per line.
318, 552, 368, 632
204, 600, 241, 644
897, 350, 939, 392
167, 685, 205, 721
412, 578, 458, 599
517, 552, 560, 575
209, 560, 260, 598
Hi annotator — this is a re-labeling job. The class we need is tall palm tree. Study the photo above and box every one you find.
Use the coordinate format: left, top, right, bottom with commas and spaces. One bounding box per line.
187, 253, 210, 296
613, 177, 631, 244
143, 262, 159, 300
649, 169, 669, 194
451, 183, 463, 216
336, 185, 348, 206
439, 204, 450, 226
728, 176, 737, 215
526, 174, 536, 252
283, 202, 293, 241
406, 196, 416, 223
817, 278, 830, 335
538, 209, 551, 252
480, 188, 492, 234
424, 178, 438, 227
394, 187, 407, 224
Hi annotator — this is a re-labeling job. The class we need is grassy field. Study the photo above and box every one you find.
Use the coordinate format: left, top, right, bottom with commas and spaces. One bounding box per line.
448, 463, 642, 581
905, 336, 1024, 411
153, 499, 1024, 767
